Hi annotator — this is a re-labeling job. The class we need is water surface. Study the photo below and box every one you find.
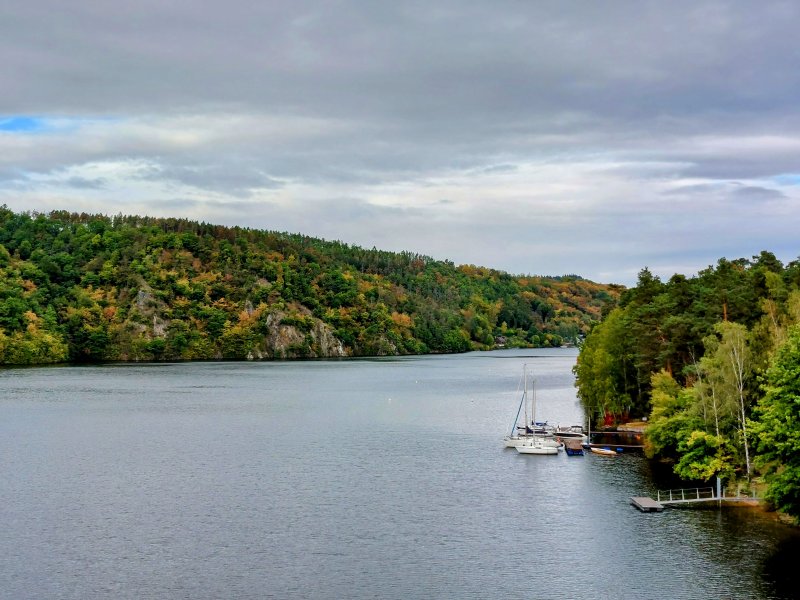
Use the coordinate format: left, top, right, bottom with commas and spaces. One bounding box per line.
1, 349, 797, 599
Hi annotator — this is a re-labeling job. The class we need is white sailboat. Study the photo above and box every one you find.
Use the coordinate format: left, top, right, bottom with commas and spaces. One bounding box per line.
503, 368, 528, 448
516, 436, 559, 455
503, 365, 560, 454
516, 373, 558, 455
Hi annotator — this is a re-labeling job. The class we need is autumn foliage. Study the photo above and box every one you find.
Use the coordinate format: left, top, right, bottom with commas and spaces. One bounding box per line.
0, 207, 618, 364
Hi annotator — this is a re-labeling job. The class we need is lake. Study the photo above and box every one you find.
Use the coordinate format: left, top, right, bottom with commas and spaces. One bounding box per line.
1, 348, 797, 599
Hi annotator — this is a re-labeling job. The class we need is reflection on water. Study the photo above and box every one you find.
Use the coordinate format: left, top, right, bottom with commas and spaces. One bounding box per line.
1, 348, 798, 599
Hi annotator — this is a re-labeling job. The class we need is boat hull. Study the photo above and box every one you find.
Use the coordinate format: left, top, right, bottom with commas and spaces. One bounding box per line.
504, 435, 562, 449
590, 447, 618, 456
516, 443, 559, 455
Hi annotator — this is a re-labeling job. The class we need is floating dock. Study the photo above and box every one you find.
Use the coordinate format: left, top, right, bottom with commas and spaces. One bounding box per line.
631, 486, 761, 512
586, 443, 644, 450
630, 496, 664, 512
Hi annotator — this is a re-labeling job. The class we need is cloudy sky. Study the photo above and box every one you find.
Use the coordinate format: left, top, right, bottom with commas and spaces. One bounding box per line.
2, 1, 799, 284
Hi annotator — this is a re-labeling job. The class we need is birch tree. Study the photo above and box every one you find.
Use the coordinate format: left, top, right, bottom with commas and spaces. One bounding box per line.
712, 322, 753, 478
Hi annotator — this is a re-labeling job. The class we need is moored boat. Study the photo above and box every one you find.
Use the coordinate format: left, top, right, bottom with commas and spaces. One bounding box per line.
590, 447, 619, 456
503, 365, 562, 453
516, 438, 559, 455
504, 434, 562, 449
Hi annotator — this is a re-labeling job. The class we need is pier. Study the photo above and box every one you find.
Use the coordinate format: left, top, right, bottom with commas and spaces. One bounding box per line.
631, 486, 761, 512
587, 430, 644, 451
631, 496, 664, 512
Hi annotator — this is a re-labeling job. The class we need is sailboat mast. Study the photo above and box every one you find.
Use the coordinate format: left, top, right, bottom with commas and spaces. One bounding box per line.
523, 364, 528, 433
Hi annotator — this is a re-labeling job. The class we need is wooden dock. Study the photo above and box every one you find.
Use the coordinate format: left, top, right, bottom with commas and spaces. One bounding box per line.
586, 443, 644, 450
631, 486, 761, 512
631, 496, 664, 512
586, 431, 644, 451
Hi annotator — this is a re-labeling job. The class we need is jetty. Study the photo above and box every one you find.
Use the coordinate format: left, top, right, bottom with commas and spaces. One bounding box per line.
588, 430, 644, 451
631, 486, 761, 512
630, 496, 664, 512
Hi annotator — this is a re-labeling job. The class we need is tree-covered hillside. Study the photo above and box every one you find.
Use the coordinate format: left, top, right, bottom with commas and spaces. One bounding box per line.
0, 207, 619, 364
575, 253, 800, 519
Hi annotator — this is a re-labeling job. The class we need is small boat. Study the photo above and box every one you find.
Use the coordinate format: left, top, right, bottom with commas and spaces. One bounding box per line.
516, 438, 559, 455
519, 421, 555, 436
590, 447, 618, 456
504, 435, 562, 450
555, 424, 586, 436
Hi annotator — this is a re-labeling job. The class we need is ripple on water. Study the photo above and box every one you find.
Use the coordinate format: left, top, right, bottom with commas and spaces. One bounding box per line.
1, 350, 798, 599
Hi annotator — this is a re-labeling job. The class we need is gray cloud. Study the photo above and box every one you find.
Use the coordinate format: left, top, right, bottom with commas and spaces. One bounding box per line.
728, 185, 786, 202
65, 176, 107, 190
138, 164, 284, 197
1, 1, 800, 283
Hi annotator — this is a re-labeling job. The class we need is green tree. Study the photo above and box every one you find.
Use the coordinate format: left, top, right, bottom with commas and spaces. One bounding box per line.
674, 431, 736, 482
751, 326, 800, 519
574, 308, 635, 424
644, 370, 699, 460
713, 322, 753, 478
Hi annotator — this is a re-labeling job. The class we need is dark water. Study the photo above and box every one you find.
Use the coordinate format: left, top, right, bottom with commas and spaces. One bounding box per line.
1, 349, 797, 599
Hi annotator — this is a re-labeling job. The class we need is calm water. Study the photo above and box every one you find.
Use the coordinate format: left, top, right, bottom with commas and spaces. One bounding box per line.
1, 349, 797, 599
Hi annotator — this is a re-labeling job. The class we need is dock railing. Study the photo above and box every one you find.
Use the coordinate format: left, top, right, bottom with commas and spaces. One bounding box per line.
723, 485, 759, 500
656, 487, 715, 503
635, 484, 760, 511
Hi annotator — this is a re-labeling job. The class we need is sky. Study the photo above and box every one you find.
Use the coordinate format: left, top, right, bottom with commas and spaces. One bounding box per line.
2, 1, 799, 285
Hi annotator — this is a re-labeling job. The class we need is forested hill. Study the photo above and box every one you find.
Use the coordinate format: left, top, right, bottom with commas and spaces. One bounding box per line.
0, 207, 620, 365
575, 253, 800, 519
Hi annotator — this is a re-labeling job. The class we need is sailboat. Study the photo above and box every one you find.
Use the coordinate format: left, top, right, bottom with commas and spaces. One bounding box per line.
503, 368, 528, 449
503, 366, 559, 454
516, 374, 559, 455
